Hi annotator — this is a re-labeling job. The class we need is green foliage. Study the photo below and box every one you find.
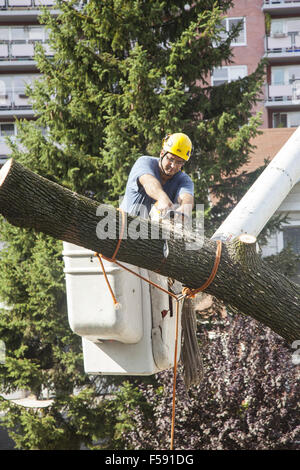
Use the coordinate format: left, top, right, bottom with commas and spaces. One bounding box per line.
10, 0, 266, 206
0, 225, 84, 395
0, 0, 267, 449
93, 381, 154, 450
0, 380, 153, 450
264, 244, 300, 279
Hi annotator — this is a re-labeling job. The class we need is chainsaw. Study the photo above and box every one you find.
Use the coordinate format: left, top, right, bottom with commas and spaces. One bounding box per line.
149, 202, 189, 225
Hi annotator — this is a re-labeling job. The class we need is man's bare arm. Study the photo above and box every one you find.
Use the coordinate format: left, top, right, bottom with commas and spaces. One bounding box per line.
139, 174, 173, 213
177, 193, 194, 216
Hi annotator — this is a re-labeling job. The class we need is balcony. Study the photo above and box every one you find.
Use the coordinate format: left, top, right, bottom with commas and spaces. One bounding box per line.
0, 41, 53, 57
0, 0, 59, 22
265, 82, 300, 109
0, 88, 36, 117
263, 1, 300, 15
0, 88, 33, 106
265, 34, 300, 62
0, 41, 53, 70
0, 0, 56, 7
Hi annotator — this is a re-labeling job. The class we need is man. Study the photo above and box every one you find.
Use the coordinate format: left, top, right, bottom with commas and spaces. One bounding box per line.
120, 132, 194, 219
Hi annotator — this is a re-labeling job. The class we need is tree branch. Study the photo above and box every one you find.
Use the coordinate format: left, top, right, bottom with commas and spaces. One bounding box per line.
0, 159, 299, 344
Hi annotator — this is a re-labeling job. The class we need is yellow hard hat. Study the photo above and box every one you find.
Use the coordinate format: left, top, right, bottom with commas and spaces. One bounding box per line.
162, 133, 192, 161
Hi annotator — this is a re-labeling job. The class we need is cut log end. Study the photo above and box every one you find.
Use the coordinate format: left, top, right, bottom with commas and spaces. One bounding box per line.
230, 233, 259, 267
0, 158, 13, 187
238, 233, 257, 245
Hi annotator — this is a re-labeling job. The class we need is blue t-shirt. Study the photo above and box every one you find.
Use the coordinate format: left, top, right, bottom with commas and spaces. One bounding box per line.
119, 156, 194, 217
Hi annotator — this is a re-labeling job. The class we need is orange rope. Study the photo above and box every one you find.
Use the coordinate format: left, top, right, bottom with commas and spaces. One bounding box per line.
94, 253, 119, 307
94, 210, 222, 451
181, 240, 222, 298
170, 299, 181, 451
98, 240, 222, 302
93, 209, 126, 307
100, 255, 179, 300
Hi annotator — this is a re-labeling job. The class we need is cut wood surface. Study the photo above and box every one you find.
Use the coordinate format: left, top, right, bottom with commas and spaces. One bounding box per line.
0, 159, 299, 344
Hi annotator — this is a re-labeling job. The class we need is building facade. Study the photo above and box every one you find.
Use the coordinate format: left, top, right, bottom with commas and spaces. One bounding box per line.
0, 0, 57, 165
2, 1, 300, 164
219, 1, 300, 275
215, 0, 300, 129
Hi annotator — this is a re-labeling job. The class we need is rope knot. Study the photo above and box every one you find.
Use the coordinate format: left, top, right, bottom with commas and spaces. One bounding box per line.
181, 286, 195, 298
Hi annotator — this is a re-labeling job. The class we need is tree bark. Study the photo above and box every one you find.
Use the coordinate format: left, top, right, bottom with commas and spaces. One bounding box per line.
0, 159, 299, 344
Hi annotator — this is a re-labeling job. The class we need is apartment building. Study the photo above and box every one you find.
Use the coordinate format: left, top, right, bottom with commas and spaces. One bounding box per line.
212, 0, 300, 129
212, 1, 300, 274
263, 0, 300, 129
0, 0, 57, 165
2, 1, 300, 164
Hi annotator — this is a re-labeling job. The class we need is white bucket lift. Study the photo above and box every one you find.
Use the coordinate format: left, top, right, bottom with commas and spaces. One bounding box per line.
63, 242, 182, 375
64, 127, 300, 376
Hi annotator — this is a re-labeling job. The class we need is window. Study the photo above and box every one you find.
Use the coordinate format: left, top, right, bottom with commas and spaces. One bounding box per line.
288, 66, 300, 83
0, 25, 49, 43
0, 28, 9, 42
273, 113, 288, 128
211, 67, 228, 86
283, 225, 300, 284
0, 76, 12, 107
271, 18, 300, 37
269, 18, 300, 50
0, 74, 41, 108
271, 65, 300, 85
271, 20, 286, 37
289, 112, 300, 127
212, 65, 247, 86
8, 1, 32, 6
270, 66, 300, 102
283, 227, 300, 254
34, 0, 56, 5
273, 111, 300, 128
281, 225, 300, 284
272, 68, 285, 85
29, 27, 47, 41
221, 17, 246, 46
11, 27, 25, 41
0, 123, 15, 138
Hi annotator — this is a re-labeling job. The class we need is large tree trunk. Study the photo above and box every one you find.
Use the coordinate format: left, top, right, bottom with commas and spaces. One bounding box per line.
0, 159, 299, 344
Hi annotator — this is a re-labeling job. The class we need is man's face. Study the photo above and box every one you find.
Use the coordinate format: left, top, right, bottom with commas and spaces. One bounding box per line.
160, 152, 185, 177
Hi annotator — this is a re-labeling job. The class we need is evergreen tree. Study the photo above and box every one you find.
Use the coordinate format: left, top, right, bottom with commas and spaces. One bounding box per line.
0, 0, 270, 449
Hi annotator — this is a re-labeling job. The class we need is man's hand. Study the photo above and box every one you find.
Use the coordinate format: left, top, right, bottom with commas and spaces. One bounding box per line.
176, 193, 194, 217
155, 193, 174, 215
139, 174, 174, 215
